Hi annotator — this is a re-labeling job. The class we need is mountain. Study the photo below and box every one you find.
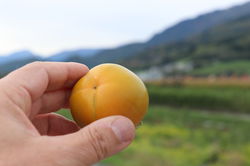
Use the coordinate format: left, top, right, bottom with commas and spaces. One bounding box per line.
0, 51, 41, 77
147, 1, 250, 46
86, 43, 145, 66
87, 1, 250, 66
0, 49, 101, 77
0, 50, 40, 65
122, 13, 250, 74
46, 49, 100, 62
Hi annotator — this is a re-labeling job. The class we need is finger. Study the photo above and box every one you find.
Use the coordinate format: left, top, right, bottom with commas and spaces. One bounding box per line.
6, 61, 88, 99
29, 89, 71, 118
32, 113, 79, 136
54, 116, 135, 166
0, 62, 88, 115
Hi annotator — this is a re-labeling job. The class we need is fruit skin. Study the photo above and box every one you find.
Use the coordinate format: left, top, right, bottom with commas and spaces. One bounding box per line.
69, 63, 149, 127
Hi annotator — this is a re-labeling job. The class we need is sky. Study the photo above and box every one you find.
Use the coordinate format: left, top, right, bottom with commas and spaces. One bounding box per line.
0, 0, 249, 56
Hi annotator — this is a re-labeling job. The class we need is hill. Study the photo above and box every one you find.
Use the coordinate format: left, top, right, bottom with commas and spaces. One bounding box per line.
122, 13, 250, 76
0, 49, 100, 77
147, 1, 250, 46
89, 1, 250, 66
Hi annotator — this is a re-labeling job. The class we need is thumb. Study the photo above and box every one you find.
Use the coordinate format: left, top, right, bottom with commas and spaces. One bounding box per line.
55, 116, 135, 166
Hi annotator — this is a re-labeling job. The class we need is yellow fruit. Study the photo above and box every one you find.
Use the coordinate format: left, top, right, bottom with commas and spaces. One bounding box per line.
69, 63, 149, 127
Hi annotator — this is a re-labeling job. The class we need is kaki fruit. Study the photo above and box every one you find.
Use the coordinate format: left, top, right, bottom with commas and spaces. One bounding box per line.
69, 63, 149, 127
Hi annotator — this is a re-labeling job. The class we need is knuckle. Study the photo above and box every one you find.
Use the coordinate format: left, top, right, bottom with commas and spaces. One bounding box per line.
86, 127, 109, 161
27, 61, 44, 67
22, 61, 45, 71
67, 62, 78, 65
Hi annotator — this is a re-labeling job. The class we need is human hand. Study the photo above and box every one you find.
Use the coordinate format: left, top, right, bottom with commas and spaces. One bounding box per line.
0, 62, 135, 166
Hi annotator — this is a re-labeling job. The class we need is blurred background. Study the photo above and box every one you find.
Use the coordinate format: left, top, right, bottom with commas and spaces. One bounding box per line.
1, 0, 250, 165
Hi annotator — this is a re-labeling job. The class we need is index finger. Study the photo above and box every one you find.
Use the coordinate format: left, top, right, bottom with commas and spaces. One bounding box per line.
1, 61, 88, 110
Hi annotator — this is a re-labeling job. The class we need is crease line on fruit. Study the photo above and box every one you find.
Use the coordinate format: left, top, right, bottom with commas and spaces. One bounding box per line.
92, 88, 97, 121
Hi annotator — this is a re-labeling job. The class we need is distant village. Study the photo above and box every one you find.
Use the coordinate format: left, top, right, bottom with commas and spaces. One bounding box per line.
136, 62, 193, 81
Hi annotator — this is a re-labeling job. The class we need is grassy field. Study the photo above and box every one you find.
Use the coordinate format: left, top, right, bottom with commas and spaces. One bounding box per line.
102, 106, 250, 166
148, 84, 250, 112
190, 61, 250, 76
57, 82, 250, 166
58, 106, 250, 166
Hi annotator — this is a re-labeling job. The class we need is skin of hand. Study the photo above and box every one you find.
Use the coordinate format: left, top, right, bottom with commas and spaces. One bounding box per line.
0, 62, 135, 166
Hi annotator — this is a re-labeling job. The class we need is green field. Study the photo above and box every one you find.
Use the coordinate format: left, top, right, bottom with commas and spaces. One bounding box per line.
57, 83, 250, 166
190, 61, 250, 76
148, 84, 250, 112
102, 106, 250, 166
58, 106, 250, 166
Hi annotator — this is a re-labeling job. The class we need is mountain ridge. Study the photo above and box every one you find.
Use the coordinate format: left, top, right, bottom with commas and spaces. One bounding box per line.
147, 1, 250, 46
88, 1, 250, 66
122, 13, 250, 74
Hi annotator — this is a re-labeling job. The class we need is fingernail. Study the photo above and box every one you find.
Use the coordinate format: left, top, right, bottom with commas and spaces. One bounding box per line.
111, 117, 135, 142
